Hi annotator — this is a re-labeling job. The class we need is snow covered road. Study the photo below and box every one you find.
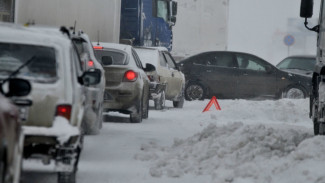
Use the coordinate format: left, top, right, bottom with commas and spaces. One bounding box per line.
22, 99, 325, 183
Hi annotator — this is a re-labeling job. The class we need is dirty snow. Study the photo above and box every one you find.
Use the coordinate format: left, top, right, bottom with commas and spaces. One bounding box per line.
21, 99, 324, 183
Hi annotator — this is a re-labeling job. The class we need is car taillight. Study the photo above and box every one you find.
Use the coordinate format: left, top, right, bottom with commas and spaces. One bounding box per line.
56, 105, 72, 120
93, 46, 103, 50
88, 60, 94, 67
124, 70, 137, 82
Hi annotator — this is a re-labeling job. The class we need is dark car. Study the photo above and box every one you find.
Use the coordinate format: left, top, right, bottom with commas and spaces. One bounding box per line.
0, 78, 32, 183
178, 51, 312, 100
276, 55, 316, 76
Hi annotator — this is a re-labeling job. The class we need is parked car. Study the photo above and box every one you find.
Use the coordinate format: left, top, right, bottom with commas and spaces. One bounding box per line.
71, 30, 106, 135
276, 55, 316, 76
0, 78, 32, 183
93, 43, 154, 123
134, 47, 185, 109
178, 51, 312, 100
0, 23, 101, 183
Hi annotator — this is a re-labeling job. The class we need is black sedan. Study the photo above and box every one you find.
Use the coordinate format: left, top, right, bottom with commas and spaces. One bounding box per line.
178, 51, 312, 100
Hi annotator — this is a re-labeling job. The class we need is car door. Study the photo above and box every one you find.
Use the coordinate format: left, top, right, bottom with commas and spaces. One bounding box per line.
162, 51, 184, 98
157, 51, 175, 99
235, 53, 277, 98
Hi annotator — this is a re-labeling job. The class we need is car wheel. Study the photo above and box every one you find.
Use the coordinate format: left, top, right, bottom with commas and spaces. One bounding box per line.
154, 91, 165, 110
142, 92, 149, 119
0, 149, 6, 183
185, 83, 205, 101
130, 97, 143, 123
173, 88, 185, 108
283, 85, 306, 99
58, 172, 76, 183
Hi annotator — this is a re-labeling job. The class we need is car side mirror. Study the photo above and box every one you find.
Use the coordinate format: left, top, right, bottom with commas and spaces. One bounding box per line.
172, 1, 177, 16
171, 16, 177, 24
82, 68, 101, 86
1, 78, 32, 97
102, 56, 113, 66
143, 63, 156, 72
300, 0, 314, 18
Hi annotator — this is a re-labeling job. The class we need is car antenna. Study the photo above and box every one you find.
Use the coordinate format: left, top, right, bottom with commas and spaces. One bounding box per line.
73, 21, 77, 34
97, 30, 100, 46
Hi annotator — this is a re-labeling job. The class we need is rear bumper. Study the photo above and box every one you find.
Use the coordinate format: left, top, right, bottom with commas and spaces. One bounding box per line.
103, 88, 141, 113
22, 117, 81, 172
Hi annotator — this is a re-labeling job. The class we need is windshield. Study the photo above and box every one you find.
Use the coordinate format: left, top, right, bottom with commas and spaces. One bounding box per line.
276, 57, 316, 71
157, 0, 168, 22
0, 43, 57, 82
94, 49, 127, 65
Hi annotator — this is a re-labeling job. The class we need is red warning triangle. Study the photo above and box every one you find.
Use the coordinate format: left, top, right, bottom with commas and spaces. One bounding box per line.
202, 96, 221, 112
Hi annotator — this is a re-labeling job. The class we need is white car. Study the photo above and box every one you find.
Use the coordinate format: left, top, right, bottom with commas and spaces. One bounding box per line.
71, 31, 106, 135
135, 47, 185, 109
0, 23, 101, 183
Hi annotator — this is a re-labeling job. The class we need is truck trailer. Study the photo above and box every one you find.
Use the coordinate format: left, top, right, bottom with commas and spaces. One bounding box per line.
15, 0, 177, 50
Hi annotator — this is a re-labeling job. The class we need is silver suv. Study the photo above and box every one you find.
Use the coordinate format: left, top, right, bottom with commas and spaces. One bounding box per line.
0, 23, 101, 183
135, 47, 185, 109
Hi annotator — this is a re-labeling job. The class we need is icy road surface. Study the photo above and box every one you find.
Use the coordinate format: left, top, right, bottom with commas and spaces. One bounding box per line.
22, 99, 325, 183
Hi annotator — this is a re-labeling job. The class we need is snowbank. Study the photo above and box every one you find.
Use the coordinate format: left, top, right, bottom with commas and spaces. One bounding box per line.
135, 99, 325, 183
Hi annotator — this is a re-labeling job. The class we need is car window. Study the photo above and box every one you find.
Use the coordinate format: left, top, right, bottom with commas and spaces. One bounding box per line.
132, 49, 143, 69
236, 54, 266, 71
205, 53, 235, 68
159, 52, 168, 67
276, 57, 316, 71
0, 43, 57, 82
94, 49, 128, 65
71, 47, 83, 76
163, 52, 176, 69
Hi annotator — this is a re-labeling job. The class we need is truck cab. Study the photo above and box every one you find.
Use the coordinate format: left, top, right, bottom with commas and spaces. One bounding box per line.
120, 0, 177, 51
300, 0, 325, 135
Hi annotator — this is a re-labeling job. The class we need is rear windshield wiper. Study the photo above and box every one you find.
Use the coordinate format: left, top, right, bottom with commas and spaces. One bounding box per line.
1, 56, 35, 83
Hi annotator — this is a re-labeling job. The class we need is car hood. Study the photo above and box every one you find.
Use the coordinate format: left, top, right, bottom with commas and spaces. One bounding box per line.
280, 69, 313, 78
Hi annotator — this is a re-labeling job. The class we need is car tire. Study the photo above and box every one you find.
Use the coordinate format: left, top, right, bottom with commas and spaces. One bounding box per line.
282, 85, 306, 99
185, 83, 205, 101
0, 148, 6, 183
130, 97, 143, 123
142, 92, 149, 119
154, 91, 165, 110
173, 88, 185, 108
58, 172, 76, 183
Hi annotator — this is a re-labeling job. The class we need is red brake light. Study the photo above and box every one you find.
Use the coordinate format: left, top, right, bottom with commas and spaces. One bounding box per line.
88, 60, 94, 67
56, 105, 72, 120
93, 46, 103, 50
124, 70, 137, 81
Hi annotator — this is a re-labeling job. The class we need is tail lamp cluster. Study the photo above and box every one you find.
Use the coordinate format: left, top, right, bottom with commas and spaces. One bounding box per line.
56, 105, 72, 120
123, 70, 138, 82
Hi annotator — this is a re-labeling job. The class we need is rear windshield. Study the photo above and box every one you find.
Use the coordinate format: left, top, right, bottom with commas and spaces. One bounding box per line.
0, 43, 57, 82
134, 48, 159, 67
94, 49, 127, 65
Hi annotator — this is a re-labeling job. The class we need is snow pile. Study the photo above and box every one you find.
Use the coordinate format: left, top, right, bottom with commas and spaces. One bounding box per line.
135, 121, 325, 182
23, 116, 80, 144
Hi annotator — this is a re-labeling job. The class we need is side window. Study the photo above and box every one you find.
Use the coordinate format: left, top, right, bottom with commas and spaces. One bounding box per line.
159, 52, 168, 67
131, 49, 143, 69
71, 47, 83, 76
236, 54, 266, 71
156, 0, 168, 22
206, 53, 235, 68
163, 52, 176, 69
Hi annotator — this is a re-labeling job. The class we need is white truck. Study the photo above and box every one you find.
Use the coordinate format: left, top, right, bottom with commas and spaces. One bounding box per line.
15, 0, 177, 50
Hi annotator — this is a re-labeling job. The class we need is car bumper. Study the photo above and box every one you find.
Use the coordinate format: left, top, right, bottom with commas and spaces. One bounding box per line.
103, 88, 141, 113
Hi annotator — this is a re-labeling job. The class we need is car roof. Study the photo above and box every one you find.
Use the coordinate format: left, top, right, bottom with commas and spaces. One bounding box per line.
0, 23, 71, 47
93, 42, 130, 52
282, 55, 316, 59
